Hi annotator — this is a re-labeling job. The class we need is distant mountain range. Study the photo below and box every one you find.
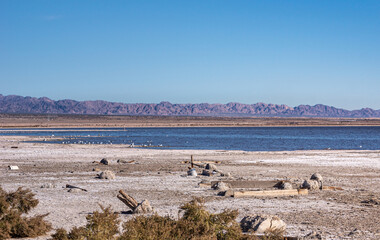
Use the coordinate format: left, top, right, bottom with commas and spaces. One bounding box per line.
0, 94, 379, 118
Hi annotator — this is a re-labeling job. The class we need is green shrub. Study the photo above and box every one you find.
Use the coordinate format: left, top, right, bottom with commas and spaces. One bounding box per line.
0, 186, 51, 239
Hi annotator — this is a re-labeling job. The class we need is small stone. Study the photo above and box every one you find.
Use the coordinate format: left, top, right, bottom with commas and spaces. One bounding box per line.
117, 159, 128, 164
240, 214, 286, 234
302, 179, 320, 191
98, 170, 115, 180
280, 182, 293, 190
92, 168, 101, 171
100, 158, 109, 165
187, 168, 197, 176
205, 163, 218, 171
310, 173, 323, 182
202, 169, 212, 176
212, 182, 231, 191
40, 183, 56, 188
220, 172, 232, 178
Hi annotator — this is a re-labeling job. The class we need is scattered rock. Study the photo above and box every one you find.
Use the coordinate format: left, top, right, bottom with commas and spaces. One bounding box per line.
205, 163, 218, 171
187, 168, 197, 176
279, 182, 293, 190
98, 170, 115, 180
310, 173, 323, 182
93, 168, 101, 171
202, 169, 212, 176
304, 231, 322, 239
40, 183, 56, 188
220, 172, 232, 178
361, 198, 380, 206
212, 181, 231, 191
100, 158, 109, 165
223, 189, 235, 197
133, 199, 153, 214
8, 165, 19, 170
302, 179, 320, 191
240, 214, 286, 234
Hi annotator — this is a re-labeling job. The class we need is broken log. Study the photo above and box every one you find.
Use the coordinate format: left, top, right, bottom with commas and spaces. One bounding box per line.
118, 190, 138, 210
234, 189, 308, 198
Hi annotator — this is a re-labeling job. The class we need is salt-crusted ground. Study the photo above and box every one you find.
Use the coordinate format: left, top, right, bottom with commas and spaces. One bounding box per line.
1, 136, 380, 239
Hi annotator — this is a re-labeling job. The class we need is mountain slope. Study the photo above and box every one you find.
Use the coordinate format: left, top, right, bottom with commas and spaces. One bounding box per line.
0, 94, 379, 117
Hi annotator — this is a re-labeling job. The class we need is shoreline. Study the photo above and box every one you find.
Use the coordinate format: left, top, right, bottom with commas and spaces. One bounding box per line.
1, 135, 380, 239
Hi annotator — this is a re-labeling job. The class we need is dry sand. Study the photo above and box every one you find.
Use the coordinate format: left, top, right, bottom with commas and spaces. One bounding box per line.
1, 135, 380, 239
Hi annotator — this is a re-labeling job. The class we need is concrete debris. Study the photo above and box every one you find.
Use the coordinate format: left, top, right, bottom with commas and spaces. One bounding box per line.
100, 158, 109, 165
240, 214, 286, 234
302, 179, 320, 191
8, 165, 19, 170
98, 170, 115, 180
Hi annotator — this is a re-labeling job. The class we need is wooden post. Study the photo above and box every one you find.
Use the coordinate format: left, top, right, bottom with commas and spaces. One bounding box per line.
118, 190, 138, 210
190, 155, 194, 168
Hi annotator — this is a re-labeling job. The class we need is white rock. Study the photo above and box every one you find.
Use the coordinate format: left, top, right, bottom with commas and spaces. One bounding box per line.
99, 170, 115, 180
240, 214, 286, 234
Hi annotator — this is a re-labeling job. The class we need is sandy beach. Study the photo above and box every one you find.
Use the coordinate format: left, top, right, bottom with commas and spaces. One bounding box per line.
1, 135, 380, 239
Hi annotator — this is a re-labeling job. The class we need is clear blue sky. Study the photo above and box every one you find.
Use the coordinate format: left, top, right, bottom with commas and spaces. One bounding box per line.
1, 1, 380, 110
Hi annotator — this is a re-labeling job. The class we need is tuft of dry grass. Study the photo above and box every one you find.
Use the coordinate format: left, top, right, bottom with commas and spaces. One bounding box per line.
0, 186, 51, 239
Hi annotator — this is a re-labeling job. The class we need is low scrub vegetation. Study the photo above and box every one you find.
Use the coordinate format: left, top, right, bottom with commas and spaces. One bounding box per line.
52, 198, 284, 240
0, 186, 51, 239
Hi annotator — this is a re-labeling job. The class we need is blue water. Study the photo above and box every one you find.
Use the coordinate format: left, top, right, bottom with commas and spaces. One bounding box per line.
0, 127, 379, 151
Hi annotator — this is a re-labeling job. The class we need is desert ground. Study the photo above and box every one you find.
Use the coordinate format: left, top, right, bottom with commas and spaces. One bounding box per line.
1, 135, 380, 239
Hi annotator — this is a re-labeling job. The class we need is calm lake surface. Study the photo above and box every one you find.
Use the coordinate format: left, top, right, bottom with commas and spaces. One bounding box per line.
1, 127, 379, 151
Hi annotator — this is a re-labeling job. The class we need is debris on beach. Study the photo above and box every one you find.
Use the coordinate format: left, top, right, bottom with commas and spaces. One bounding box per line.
301, 179, 320, 191
212, 181, 231, 191
65, 184, 88, 192
40, 183, 56, 188
187, 168, 197, 176
276, 181, 293, 190
98, 170, 115, 180
240, 214, 286, 234
205, 163, 218, 171
100, 158, 109, 165
92, 167, 101, 171
117, 190, 153, 214
117, 159, 135, 164
201, 169, 213, 176
8, 165, 19, 170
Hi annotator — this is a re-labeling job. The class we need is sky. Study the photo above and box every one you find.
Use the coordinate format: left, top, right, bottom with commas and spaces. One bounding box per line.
1, 1, 380, 110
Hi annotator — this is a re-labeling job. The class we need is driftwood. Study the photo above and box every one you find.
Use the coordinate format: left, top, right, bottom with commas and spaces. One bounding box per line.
211, 180, 281, 189
65, 184, 88, 192
322, 186, 344, 191
233, 189, 308, 198
117, 190, 138, 210
117, 190, 153, 214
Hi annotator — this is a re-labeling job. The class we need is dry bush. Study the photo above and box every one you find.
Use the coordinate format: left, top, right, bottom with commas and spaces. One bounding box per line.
51, 198, 285, 240
0, 186, 51, 239
51, 205, 119, 240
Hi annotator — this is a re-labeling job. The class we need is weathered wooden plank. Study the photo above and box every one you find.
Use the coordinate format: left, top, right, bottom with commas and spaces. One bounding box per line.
211, 180, 280, 189
234, 189, 308, 198
322, 186, 343, 191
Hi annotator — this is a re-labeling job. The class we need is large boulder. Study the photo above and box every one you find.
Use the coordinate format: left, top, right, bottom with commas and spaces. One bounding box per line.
240, 214, 286, 234
98, 170, 115, 180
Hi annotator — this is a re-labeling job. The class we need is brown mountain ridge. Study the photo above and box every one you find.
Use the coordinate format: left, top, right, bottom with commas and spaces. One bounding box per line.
0, 94, 379, 118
